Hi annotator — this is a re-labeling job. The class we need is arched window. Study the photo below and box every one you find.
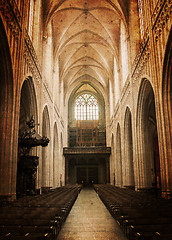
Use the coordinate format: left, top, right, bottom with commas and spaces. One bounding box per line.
75, 94, 98, 120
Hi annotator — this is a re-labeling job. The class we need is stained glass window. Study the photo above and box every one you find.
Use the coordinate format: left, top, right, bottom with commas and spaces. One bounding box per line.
75, 94, 99, 120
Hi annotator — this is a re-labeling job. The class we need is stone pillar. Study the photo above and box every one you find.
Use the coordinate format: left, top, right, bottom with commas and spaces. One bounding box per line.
65, 157, 69, 185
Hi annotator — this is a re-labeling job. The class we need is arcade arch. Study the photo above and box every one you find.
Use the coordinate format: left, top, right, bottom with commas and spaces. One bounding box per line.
17, 77, 38, 196
136, 79, 161, 190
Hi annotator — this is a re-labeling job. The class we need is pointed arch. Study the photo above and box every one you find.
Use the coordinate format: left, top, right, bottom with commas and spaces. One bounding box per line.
136, 79, 160, 190
68, 82, 106, 147
19, 77, 38, 132
16, 77, 38, 197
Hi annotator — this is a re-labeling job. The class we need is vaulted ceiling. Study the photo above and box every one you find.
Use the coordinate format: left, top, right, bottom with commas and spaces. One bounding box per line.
43, 0, 129, 96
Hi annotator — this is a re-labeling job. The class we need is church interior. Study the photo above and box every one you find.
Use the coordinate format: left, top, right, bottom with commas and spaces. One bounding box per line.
0, 0, 172, 239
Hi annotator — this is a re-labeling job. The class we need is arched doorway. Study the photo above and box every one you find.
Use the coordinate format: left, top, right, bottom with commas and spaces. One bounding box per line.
116, 124, 123, 187
124, 107, 135, 188
42, 106, 51, 189
17, 78, 38, 197
136, 79, 161, 191
0, 18, 14, 200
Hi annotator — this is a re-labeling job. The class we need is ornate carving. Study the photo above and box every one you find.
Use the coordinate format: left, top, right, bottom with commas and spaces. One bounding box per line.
0, 1, 42, 82
24, 30, 41, 75
121, 78, 130, 103
63, 147, 111, 155
24, 30, 42, 85
17, 117, 49, 197
18, 155, 39, 174
0, 0, 21, 38
152, 0, 165, 26
131, 28, 150, 82
18, 116, 49, 156
131, 0, 171, 82
131, 28, 149, 73
43, 78, 53, 105
152, 0, 172, 41
23, 37, 41, 86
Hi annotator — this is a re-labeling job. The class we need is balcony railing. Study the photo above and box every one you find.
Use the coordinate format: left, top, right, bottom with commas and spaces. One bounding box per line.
63, 146, 111, 155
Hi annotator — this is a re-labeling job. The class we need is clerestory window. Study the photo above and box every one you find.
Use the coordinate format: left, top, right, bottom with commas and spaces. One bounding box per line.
75, 94, 99, 120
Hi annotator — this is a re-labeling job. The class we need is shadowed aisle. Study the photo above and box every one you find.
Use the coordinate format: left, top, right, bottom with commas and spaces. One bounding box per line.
57, 188, 128, 240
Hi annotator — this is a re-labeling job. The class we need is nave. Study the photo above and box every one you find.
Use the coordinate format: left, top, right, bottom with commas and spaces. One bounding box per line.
0, 1, 172, 239
57, 188, 127, 240
0, 0, 172, 204
1, 185, 172, 240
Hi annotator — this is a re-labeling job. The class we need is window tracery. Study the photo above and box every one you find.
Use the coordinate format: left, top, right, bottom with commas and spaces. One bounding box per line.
75, 94, 99, 120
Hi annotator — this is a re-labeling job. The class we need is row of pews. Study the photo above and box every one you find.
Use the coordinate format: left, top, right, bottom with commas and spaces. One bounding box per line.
0, 185, 81, 240
93, 184, 172, 240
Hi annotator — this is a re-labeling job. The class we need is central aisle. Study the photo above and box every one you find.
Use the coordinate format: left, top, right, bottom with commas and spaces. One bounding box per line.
57, 188, 128, 240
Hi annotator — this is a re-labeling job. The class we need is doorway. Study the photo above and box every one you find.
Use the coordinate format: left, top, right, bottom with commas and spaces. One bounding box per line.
66, 156, 108, 185
77, 166, 98, 186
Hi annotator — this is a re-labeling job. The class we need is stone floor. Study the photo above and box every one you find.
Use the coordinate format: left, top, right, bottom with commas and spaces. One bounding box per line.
57, 188, 128, 240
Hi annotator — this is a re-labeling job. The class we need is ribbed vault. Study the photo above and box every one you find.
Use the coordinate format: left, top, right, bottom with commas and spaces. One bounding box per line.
43, 0, 129, 97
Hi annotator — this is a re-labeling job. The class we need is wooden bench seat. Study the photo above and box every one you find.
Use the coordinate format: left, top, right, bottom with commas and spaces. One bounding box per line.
0, 185, 80, 240
94, 184, 172, 240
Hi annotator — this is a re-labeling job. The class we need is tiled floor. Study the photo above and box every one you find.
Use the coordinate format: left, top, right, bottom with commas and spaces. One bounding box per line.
57, 188, 128, 240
